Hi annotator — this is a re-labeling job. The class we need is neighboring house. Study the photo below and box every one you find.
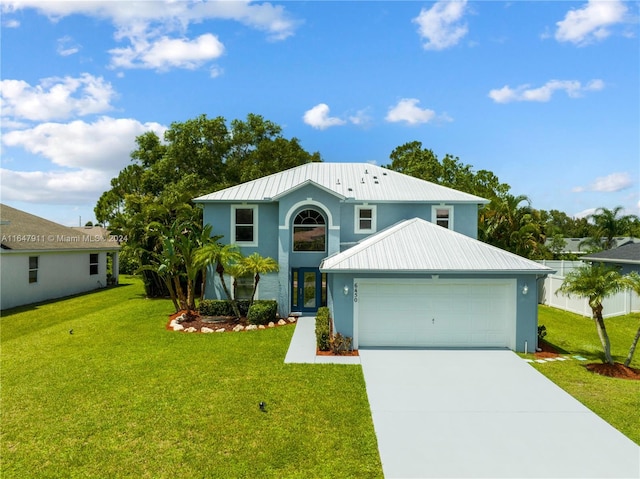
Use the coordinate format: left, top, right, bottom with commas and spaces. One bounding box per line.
545, 237, 640, 256
581, 243, 640, 275
195, 162, 553, 352
0, 204, 120, 310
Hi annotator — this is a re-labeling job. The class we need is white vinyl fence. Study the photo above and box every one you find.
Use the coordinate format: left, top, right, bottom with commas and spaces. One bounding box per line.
538, 261, 640, 318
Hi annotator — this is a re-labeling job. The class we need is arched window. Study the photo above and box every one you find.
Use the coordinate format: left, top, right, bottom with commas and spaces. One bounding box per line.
293, 209, 326, 252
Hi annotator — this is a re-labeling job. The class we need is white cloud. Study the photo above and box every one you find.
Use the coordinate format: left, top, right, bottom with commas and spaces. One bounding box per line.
488, 79, 605, 103
0, 74, 116, 121
56, 35, 80, 56
348, 108, 373, 127
572, 172, 634, 194
110, 33, 224, 70
3, 18, 19, 28
413, 1, 468, 51
555, 0, 628, 46
385, 99, 436, 125
2, 117, 166, 171
303, 104, 346, 130
2, 1, 298, 71
0, 168, 111, 204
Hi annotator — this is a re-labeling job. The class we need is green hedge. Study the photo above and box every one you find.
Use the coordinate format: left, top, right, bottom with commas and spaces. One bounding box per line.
315, 307, 331, 351
198, 300, 234, 316
247, 301, 278, 325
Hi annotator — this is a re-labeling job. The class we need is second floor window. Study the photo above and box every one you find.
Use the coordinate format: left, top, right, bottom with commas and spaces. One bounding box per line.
293, 209, 326, 252
432, 206, 453, 230
355, 205, 377, 234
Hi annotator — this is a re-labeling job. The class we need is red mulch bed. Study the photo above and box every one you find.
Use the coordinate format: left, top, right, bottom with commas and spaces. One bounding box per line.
166, 310, 294, 332
317, 349, 359, 357
585, 363, 640, 380
536, 340, 640, 380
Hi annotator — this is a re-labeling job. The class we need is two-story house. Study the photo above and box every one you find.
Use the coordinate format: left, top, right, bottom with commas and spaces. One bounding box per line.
195, 162, 552, 352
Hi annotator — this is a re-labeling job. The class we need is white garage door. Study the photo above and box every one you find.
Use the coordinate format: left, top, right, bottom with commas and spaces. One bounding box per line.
356, 279, 515, 349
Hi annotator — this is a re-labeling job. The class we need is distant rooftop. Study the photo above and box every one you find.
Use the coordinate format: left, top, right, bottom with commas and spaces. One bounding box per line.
582, 243, 640, 265
0, 204, 120, 252
194, 162, 489, 204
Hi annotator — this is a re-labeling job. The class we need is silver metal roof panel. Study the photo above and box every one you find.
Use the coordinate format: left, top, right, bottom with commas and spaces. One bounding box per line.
320, 218, 554, 274
194, 162, 489, 204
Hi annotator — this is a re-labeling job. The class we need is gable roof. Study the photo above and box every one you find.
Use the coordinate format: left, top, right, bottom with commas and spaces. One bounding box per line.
194, 162, 488, 204
320, 217, 554, 274
581, 243, 640, 265
0, 204, 120, 252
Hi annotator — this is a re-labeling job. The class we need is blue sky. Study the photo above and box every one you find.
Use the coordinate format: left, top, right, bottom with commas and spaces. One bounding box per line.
1, 0, 638, 227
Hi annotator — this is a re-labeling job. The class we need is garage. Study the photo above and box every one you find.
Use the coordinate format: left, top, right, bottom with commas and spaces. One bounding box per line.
355, 279, 515, 348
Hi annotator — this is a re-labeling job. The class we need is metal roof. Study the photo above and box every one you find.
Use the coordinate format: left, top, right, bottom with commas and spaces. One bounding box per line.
194, 162, 489, 204
582, 243, 640, 265
320, 218, 554, 274
0, 204, 120, 252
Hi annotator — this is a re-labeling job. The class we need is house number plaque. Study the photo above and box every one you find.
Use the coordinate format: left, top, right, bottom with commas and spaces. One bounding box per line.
353, 282, 358, 303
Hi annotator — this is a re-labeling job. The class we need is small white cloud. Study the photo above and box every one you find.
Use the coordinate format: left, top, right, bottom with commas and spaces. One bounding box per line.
2, 117, 166, 171
413, 0, 468, 51
572, 172, 634, 194
574, 207, 597, 219
209, 66, 224, 78
110, 33, 224, 71
488, 79, 605, 103
385, 98, 435, 125
303, 104, 346, 130
3, 19, 20, 28
348, 108, 373, 127
57, 35, 80, 56
0, 74, 116, 122
555, 0, 627, 46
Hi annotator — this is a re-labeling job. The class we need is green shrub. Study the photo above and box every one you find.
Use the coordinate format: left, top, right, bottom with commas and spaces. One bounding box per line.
329, 333, 353, 355
199, 300, 234, 317
538, 325, 547, 341
247, 301, 278, 325
316, 307, 331, 351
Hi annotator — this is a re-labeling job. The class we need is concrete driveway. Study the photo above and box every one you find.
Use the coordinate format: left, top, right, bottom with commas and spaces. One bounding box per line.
359, 349, 640, 479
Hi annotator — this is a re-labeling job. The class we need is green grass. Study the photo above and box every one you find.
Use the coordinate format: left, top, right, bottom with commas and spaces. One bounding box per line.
534, 305, 640, 445
1, 277, 382, 478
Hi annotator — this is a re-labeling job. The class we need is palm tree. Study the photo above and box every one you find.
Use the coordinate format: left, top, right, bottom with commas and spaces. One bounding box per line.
194, 242, 242, 317
586, 206, 638, 251
240, 252, 279, 307
557, 264, 627, 365
622, 272, 640, 367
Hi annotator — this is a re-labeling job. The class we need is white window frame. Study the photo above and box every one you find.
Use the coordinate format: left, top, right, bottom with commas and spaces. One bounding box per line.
231, 204, 258, 246
28, 256, 38, 284
431, 205, 454, 230
355, 204, 377, 234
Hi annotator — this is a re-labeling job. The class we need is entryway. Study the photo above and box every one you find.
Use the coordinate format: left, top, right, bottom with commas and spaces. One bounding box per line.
291, 268, 326, 313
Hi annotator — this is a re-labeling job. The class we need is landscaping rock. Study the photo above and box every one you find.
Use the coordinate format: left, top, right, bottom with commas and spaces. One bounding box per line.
287, 317, 297, 323
246, 324, 258, 331
172, 323, 185, 331
184, 327, 197, 333
277, 319, 287, 326
232, 324, 245, 332
216, 328, 226, 333
201, 327, 214, 333
268, 321, 275, 328
177, 313, 187, 323
258, 325, 266, 329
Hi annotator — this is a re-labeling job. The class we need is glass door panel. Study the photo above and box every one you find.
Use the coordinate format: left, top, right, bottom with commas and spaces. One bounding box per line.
303, 271, 317, 308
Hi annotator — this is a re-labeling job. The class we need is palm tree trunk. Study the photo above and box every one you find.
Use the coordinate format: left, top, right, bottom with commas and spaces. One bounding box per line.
217, 263, 241, 318
624, 324, 640, 367
200, 268, 207, 303
164, 278, 180, 313
173, 276, 187, 311
186, 278, 195, 312
592, 305, 614, 365
249, 273, 260, 309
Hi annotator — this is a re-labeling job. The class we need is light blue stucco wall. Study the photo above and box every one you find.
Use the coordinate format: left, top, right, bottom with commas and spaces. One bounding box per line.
199, 184, 483, 317
327, 272, 542, 353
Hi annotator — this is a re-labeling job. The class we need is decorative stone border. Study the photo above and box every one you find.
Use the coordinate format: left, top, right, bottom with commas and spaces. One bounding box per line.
169, 314, 297, 333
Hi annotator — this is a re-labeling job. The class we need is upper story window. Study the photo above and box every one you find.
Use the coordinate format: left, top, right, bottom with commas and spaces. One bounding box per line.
293, 209, 326, 252
355, 205, 377, 234
29, 256, 38, 284
232, 205, 258, 246
90, 253, 99, 275
432, 205, 453, 230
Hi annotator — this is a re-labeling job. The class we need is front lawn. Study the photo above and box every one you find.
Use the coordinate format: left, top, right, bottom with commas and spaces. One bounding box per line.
1, 277, 382, 478
534, 305, 640, 445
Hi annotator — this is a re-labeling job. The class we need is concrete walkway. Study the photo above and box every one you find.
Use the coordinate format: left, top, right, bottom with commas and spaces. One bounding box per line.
360, 349, 640, 479
284, 316, 360, 364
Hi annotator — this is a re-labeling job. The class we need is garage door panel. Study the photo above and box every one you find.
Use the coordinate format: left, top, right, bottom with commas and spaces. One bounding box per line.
357, 280, 514, 348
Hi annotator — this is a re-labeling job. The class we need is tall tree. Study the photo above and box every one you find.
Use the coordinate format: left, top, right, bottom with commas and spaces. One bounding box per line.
194, 242, 243, 318
557, 264, 627, 365
585, 206, 639, 251
95, 114, 319, 296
